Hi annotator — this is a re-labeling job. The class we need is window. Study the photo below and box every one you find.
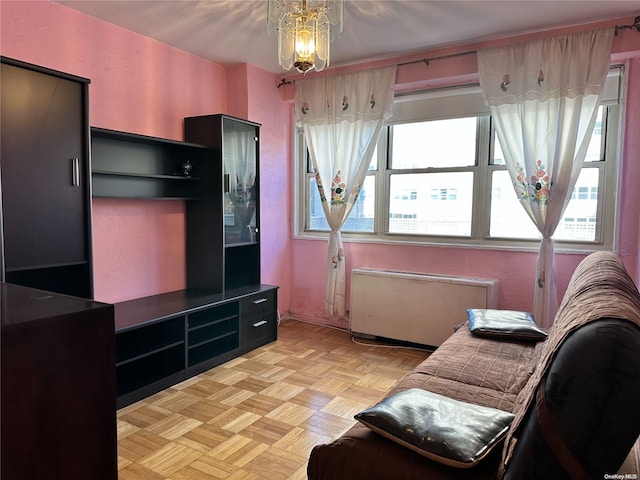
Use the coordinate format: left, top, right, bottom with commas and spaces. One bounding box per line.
296, 67, 622, 249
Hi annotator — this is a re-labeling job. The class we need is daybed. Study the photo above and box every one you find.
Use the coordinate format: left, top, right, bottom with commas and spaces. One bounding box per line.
307, 251, 640, 479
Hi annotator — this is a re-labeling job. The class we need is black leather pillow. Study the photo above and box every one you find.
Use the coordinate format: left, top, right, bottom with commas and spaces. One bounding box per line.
354, 388, 515, 468
467, 308, 547, 342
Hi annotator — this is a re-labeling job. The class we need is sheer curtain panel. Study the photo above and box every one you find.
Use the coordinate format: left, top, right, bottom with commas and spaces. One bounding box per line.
295, 66, 396, 319
478, 29, 614, 327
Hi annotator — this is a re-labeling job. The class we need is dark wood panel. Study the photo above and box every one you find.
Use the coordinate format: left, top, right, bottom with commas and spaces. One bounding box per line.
1, 283, 116, 480
1, 62, 89, 269
226, 243, 261, 290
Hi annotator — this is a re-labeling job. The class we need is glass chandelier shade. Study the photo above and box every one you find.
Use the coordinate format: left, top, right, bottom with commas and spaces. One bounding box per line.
266, 0, 343, 73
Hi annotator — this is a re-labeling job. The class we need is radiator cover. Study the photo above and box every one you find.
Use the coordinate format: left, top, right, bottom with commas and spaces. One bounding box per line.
349, 269, 498, 347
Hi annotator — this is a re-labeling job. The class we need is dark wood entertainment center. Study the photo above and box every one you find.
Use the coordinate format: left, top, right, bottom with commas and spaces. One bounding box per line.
92, 116, 278, 408
1, 56, 278, 477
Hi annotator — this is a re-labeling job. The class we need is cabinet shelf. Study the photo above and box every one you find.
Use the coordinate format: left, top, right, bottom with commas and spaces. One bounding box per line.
224, 241, 258, 249
91, 127, 209, 200
188, 330, 238, 350
188, 314, 238, 333
116, 340, 186, 367
116, 345, 184, 398
93, 170, 200, 181
5, 260, 89, 272
116, 316, 184, 364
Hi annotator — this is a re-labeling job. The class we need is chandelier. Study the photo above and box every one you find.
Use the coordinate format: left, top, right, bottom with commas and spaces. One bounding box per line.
266, 0, 344, 73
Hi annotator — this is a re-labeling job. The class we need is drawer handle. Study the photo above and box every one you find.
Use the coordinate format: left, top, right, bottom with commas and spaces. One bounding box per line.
72, 158, 80, 186
252, 298, 268, 305
252, 320, 267, 328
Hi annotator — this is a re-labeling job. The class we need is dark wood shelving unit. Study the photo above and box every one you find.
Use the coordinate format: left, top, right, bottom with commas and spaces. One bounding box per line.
90, 117, 278, 409
91, 127, 209, 200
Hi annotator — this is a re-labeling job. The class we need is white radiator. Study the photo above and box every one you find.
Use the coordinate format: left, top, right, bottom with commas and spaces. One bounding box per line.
349, 269, 498, 347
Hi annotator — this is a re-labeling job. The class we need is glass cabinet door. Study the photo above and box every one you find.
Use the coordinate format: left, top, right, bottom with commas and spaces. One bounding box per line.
222, 117, 258, 246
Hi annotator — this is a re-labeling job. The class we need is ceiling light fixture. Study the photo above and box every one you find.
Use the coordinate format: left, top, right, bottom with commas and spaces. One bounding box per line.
266, 0, 343, 74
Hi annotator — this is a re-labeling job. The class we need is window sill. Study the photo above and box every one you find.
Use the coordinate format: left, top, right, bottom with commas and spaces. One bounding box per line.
294, 230, 611, 255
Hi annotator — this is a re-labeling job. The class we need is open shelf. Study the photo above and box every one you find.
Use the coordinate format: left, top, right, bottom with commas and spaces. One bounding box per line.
91, 127, 209, 199
116, 316, 185, 364
93, 170, 200, 181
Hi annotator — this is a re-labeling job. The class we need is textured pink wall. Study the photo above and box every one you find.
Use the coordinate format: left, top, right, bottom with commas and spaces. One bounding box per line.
92, 199, 187, 300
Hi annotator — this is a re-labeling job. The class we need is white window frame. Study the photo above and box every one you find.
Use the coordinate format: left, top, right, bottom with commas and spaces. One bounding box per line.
294, 66, 624, 252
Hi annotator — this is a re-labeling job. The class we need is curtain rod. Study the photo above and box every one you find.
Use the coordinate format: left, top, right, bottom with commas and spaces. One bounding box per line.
615, 14, 640, 34
399, 15, 640, 68
277, 15, 639, 88
397, 50, 477, 68
275, 50, 477, 88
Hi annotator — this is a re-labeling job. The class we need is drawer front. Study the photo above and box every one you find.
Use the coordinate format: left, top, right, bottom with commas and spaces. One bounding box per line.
241, 290, 276, 320
241, 313, 276, 347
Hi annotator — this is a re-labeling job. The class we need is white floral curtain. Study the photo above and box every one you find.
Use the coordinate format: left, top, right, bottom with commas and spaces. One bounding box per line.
478, 29, 614, 327
295, 66, 396, 319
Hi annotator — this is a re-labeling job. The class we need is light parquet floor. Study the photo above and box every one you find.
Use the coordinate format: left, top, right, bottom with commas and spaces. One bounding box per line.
116, 319, 429, 480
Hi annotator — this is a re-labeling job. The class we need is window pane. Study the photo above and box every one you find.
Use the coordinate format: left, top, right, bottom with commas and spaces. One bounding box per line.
490, 168, 599, 241
490, 171, 540, 239
493, 134, 505, 165
585, 106, 604, 162
389, 172, 473, 236
391, 118, 477, 169
368, 145, 378, 171
307, 175, 375, 232
555, 168, 599, 241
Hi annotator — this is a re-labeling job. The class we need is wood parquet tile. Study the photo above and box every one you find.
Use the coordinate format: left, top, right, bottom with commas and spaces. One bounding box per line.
117, 319, 429, 479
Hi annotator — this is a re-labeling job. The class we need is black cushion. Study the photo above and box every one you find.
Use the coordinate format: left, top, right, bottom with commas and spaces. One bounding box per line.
467, 309, 547, 342
355, 388, 514, 468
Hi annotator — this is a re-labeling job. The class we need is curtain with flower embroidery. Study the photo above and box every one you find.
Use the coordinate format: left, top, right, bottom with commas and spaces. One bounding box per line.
478, 29, 614, 327
295, 66, 396, 319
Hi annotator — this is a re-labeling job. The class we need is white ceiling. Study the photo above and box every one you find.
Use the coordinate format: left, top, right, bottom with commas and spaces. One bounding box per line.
56, 1, 639, 74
